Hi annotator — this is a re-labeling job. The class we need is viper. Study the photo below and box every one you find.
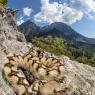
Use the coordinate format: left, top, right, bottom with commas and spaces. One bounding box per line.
3, 46, 66, 95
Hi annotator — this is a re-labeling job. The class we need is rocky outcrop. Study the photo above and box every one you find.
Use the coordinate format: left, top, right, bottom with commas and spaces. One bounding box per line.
61, 56, 95, 95
0, 8, 29, 95
0, 8, 95, 95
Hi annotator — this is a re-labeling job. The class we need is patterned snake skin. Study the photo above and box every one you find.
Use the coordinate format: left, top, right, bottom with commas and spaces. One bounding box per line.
3, 47, 66, 95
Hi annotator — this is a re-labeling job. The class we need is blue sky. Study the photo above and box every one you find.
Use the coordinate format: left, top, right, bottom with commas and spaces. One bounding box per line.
8, 0, 95, 38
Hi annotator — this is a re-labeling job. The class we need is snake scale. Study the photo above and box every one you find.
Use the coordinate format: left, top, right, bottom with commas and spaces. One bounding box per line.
3, 46, 66, 95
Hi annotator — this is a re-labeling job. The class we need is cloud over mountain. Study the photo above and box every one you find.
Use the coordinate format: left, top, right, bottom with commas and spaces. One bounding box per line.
17, 17, 24, 25
17, 7, 33, 25
23, 7, 33, 17
34, 0, 95, 25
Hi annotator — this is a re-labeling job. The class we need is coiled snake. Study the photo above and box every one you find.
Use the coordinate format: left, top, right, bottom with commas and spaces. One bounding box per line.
3, 47, 66, 95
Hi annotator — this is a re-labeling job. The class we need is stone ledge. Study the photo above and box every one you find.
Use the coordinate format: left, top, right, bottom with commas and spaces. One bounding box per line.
0, 8, 18, 18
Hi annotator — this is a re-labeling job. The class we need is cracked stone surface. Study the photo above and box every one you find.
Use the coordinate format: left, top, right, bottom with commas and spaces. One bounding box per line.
0, 8, 95, 95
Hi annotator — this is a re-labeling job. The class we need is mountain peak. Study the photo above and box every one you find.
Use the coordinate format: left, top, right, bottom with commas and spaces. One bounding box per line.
19, 21, 95, 44
41, 22, 95, 44
19, 20, 40, 41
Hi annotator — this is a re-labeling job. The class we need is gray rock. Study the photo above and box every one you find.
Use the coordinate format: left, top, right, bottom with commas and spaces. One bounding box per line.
60, 56, 95, 95
0, 8, 95, 95
0, 8, 29, 95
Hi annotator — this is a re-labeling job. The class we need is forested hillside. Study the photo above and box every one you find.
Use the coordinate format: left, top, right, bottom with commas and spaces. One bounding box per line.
32, 36, 95, 66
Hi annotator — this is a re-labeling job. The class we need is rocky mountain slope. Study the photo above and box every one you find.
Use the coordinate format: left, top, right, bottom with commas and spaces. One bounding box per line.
19, 20, 95, 65
41, 22, 95, 44
19, 20, 95, 45
18, 20, 40, 41
0, 8, 29, 95
0, 8, 95, 95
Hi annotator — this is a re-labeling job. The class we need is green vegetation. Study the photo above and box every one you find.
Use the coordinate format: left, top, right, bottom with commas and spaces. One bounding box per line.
32, 36, 95, 66
0, 0, 7, 7
32, 36, 71, 56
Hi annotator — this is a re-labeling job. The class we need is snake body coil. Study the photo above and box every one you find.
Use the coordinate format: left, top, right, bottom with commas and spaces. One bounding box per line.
3, 47, 65, 95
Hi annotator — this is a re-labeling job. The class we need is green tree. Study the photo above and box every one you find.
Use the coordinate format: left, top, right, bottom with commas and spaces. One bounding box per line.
31, 36, 95, 66
90, 54, 95, 64
76, 56, 88, 63
0, 0, 7, 7
32, 36, 72, 56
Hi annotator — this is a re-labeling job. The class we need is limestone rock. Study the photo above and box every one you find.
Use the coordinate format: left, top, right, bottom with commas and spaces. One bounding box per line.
0, 8, 95, 95
0, 8, 29, 95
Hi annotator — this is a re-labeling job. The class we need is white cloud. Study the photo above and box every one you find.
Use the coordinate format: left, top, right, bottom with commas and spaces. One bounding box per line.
17, 7, 33, 25
17, 17, 24, 25
34, 0, 95, 25
23, 7, 33, 16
